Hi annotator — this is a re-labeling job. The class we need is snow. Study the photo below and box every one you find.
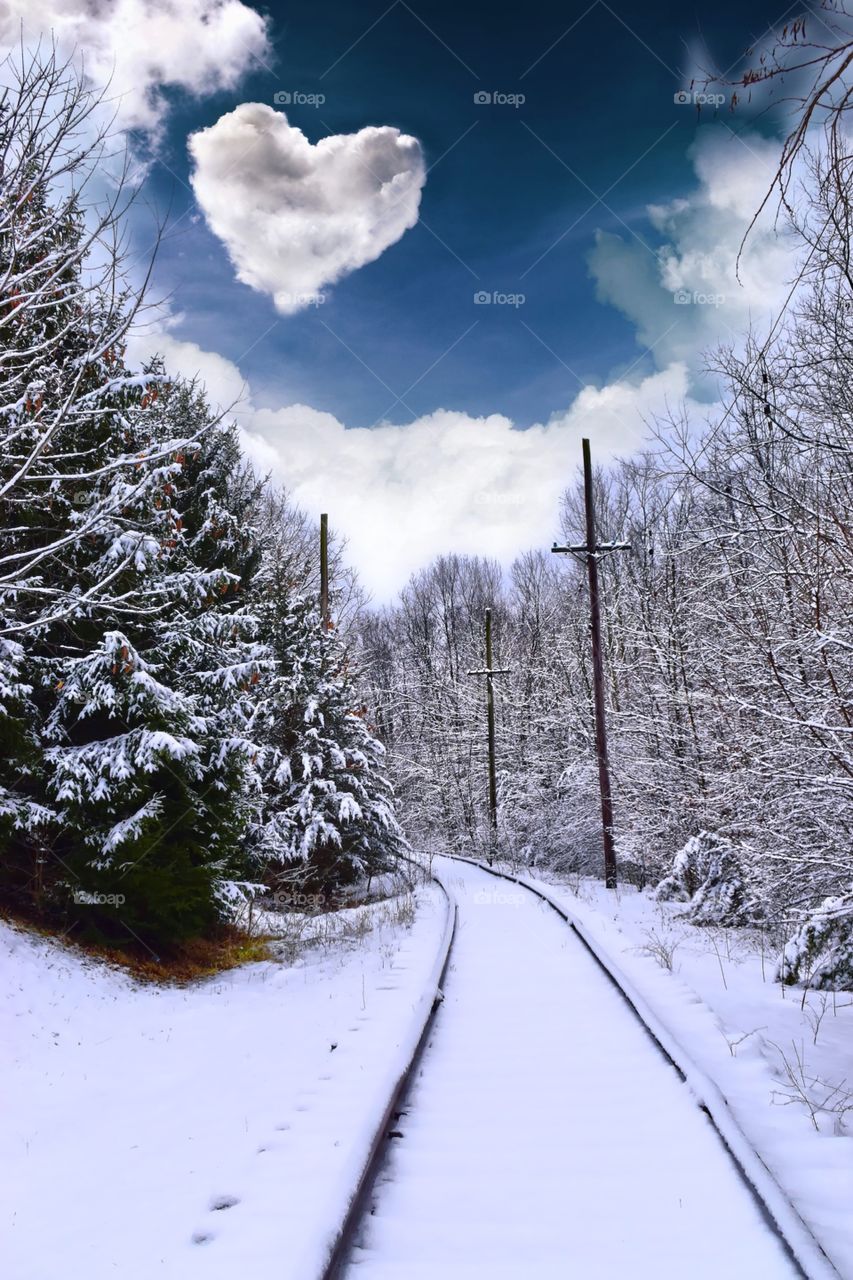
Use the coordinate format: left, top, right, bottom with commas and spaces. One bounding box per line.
350, 857, 801, 1279
5, 855, 849, 1280
477, 860, 853, 1277
0, 884, 449, 1280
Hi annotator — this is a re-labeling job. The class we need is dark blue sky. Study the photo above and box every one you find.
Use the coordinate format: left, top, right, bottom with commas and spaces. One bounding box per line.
143, 0, 791, 427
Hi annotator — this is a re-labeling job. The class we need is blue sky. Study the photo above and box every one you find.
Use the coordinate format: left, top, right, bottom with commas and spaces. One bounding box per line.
2, 0, 800, 594
141, 0, 789, 429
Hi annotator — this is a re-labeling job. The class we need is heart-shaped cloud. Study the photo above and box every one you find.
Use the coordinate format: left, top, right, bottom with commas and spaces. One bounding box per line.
189, 104, 425, 314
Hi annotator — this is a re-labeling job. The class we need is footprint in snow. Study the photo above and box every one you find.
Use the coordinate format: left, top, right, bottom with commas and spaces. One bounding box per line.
209, 1194, 240, 1212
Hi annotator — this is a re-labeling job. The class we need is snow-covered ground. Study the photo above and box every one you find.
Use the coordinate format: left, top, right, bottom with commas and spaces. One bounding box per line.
6, 857, 850, 1280
508, 864, 853, 1277
1, 885, 449, 1280
349, 857, 801, 1279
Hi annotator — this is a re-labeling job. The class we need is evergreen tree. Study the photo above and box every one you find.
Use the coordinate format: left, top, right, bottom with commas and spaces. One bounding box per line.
249, 594, 405, 898
38, 388, 271, 948
0, 52, 167, 633
0, 637, 51, 904
0, 55, 177, 913
0, 50, 406, 949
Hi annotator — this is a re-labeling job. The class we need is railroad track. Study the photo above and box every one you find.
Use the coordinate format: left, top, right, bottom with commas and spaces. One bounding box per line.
316, 861, 457, 1280
318, 855, 841, 1280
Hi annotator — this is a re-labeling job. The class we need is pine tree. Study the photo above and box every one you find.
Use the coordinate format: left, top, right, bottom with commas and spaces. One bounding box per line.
0, 53, 273, 947
38, 386, 271, 948
1, 50, 407, 949
249, 593, 405, 898
0, 637, 51, 906
0, 60, 173, 911
0, 52, 172, 634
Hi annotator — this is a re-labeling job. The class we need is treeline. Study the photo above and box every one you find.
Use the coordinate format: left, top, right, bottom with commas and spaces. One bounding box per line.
0, 52, 403, 952
360, 148, 853, 984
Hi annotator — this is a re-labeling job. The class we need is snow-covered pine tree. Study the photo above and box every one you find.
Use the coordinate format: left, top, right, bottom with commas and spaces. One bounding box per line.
0, 637, 52, 906
0, 50, 180, 632
0, 50, 273, 947
0, 51, 183, 913
39, 381, 271, 948
249, 590, 405, 899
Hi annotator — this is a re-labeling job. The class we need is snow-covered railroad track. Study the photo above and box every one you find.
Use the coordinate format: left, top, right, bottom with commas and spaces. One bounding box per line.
324, 856, 839, 1280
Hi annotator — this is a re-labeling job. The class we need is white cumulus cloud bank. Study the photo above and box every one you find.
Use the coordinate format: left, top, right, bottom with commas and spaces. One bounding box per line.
0, 0, 270, 137
127, 331, 698, 600
588, 129, 797, 380
188, 104, 426, 314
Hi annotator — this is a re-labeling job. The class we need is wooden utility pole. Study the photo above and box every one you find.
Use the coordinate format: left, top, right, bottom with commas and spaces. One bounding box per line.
320, 512, 330, 629
467, 607, 510, 864
552, 439, 630, 889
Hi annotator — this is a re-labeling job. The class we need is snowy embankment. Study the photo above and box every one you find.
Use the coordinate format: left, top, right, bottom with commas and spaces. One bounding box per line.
0, 885, 450, 1280
499, 864, 853, 1278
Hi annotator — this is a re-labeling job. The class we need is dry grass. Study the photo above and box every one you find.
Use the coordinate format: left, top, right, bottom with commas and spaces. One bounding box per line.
99, 930, 277, 984
1, 879, 421, 984
0, 906, 275, 984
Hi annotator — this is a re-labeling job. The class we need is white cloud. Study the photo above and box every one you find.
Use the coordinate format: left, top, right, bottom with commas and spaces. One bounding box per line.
131, 333, 698, 600
188, 104, 426, 313
0, 0, 270, 137
126, 330, 253, 418
589, 128, 797, 379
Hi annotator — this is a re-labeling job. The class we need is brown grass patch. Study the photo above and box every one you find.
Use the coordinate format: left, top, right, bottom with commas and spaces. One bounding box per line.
0, 906, 275, 984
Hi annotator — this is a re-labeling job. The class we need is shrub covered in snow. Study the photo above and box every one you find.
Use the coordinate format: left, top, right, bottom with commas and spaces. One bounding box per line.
778, 889, 853, 990
654, 831, 761, 926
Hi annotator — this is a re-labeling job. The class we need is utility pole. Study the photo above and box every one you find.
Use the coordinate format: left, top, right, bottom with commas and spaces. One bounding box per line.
552, 439, 630, 889
467, 607, 510, 864
320, 512, 330, 629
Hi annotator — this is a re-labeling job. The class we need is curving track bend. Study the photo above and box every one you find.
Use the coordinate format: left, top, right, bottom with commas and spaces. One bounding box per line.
335, 856, 812, 1280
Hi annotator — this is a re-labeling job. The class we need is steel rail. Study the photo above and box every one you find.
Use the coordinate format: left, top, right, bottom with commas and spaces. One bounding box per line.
316, 862, 457, 1280
448, 853, 841, 1280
